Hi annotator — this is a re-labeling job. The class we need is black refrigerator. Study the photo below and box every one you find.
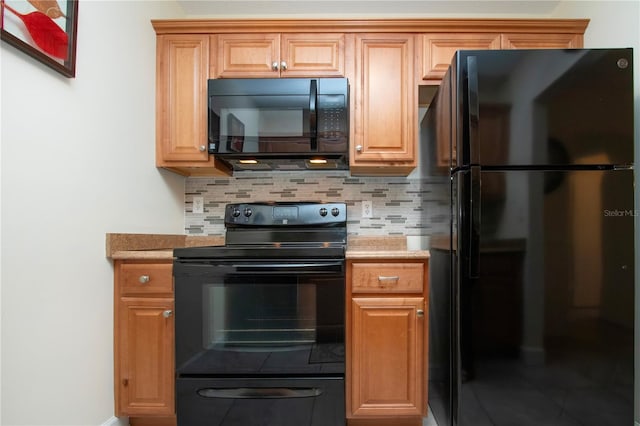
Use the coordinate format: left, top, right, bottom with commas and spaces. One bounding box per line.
423, 48, 635, 426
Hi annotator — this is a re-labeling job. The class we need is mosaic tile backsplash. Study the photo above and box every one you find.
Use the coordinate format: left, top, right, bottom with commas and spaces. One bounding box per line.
184, 172, 449, 238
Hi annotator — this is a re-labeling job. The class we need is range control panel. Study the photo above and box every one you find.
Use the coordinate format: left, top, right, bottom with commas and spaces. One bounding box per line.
225, 202, 347, 226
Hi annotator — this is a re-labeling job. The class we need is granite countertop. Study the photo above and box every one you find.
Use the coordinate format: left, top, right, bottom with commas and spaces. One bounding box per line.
106, 233, 429, 260
346, 235, 429, 259
106, 233, 225, 260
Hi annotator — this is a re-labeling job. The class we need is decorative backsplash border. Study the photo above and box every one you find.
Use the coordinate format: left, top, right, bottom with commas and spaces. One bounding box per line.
184, 172, 449, 237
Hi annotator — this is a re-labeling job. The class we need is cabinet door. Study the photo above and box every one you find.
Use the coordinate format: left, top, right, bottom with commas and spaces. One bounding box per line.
421, 33, 500, 82
280, 33, 345, 77
116, 297, 174, 417
216, 33, 280, 78
156, 35, 211, 165
352, 34, 416, 175
501, 33, 582, 49
350, 297, 425, 417
216, 33, 345, 78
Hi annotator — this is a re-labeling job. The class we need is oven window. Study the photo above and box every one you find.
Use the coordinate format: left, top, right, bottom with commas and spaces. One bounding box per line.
203, 275, 344, 350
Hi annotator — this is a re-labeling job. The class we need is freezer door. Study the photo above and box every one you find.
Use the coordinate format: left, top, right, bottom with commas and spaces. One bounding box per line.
458, 168, 635, 426
454, 48, 634, 167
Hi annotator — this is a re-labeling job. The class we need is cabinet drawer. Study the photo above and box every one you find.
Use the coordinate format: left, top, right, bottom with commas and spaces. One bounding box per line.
351, 262, 424, 293
119, 263, 173, 296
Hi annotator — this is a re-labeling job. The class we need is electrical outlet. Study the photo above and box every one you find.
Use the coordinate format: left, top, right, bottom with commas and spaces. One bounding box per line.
193, 197, 204, 214
362, 200, 373, 218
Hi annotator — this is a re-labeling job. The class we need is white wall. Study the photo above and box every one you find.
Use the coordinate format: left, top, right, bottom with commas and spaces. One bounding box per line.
551, 3, 640, 424
0, 1, 186, 425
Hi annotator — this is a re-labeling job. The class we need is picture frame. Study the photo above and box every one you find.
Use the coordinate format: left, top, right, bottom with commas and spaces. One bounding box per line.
1, 0, 79, 78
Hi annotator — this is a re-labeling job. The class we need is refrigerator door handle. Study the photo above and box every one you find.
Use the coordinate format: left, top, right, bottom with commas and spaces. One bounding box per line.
466, 56, 480, 165
469, 166, 481, 278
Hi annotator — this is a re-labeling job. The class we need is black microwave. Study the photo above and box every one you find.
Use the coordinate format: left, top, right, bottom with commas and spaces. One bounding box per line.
208, 78, 349, 171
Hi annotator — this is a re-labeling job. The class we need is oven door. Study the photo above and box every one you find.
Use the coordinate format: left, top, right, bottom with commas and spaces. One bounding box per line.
174, 259, 345, 377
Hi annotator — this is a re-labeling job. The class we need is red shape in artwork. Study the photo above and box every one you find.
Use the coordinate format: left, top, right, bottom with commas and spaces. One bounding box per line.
3, 2, 68, 60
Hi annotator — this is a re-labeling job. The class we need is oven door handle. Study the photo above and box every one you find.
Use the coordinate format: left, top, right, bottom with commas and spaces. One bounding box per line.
198, 387, 323, 399
232, 262, 344, 273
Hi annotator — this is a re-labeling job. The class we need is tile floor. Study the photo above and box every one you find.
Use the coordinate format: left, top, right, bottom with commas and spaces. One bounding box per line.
428, 319, 634, 426
424, 406, 439, 426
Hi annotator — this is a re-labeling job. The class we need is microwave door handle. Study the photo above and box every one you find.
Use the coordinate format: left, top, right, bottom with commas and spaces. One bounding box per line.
309, 79, 318, 151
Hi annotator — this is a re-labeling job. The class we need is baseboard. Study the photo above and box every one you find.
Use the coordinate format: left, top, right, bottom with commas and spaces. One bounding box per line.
101, 416, 128, 426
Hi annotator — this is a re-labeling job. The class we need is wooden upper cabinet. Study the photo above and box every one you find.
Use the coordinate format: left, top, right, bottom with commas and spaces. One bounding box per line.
156, 34, 229, 176
420, 22, 586, 83
351, 34, 416, 176
215, 33, 345, 78
421, 33, 501, 82
501, 32, 582, 49
151, 19, 588, 177
156, 35, 210, 163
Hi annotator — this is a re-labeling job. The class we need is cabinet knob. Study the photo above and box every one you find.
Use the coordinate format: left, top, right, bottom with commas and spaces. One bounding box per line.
417, 309, 425, 318
272, 61, 279, 71
356, 145, 363, 153
199, 145, 206, 152
280, 61, 288, 71
138, 275, 150, 284
163, 310, 173, 318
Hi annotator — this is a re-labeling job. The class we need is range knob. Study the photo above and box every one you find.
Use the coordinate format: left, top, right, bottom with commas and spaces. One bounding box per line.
232, 208, 241, 218
331, 207, 340, 217
243, 207, 252, 217
319, 207, 328, 217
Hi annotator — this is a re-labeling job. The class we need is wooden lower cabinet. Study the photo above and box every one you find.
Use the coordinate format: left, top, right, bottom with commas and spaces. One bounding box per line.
114, 260, 176, 421
346, 259, 429, 424
351, 297, 425, 417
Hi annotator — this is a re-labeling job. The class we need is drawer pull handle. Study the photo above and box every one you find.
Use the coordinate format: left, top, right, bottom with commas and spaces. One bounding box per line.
138, 275, 150, 284
378, 276, 399, 282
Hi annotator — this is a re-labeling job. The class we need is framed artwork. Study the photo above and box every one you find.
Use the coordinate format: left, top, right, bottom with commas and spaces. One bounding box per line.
1, 0, 78, 78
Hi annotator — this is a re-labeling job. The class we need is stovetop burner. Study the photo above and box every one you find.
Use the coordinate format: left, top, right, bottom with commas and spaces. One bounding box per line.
175, 202, 347, 260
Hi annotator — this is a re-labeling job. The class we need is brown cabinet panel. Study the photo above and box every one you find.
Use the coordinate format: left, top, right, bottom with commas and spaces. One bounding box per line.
116, 297, 174, 417
350, 297, 425, 417
421, 33, 500, 81
114, 260, 175, 418
156, 35, 211, 164
351, 262, 424, 293
351, 34, 416, 175
281, 33, 346, 77
120, 263, 173, 296
501, 33, 582, 49
346, 259, 429, 421
215, 33, 345, 78
216, 33, 280, 78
